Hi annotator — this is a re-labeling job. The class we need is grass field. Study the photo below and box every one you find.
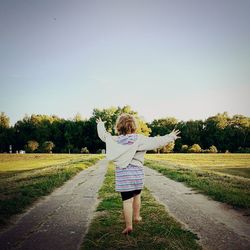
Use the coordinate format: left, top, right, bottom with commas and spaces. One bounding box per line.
145, 153, 250, 178
0, 154, 103, 227
145, 154, 250, 209
81, 163, 201, 250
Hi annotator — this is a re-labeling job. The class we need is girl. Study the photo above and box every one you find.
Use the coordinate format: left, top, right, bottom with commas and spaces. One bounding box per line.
96, 114, 181, 234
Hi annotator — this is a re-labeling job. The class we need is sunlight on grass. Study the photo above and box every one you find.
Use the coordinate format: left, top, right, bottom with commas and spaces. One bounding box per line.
145, 153, 250, 178
0, 154, 101, 171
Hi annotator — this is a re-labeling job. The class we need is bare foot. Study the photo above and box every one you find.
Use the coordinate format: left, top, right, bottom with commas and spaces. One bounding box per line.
122, 226, 133, 234
134, 216, 142, 223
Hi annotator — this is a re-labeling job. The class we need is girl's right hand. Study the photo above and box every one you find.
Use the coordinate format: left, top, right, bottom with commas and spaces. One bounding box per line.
169, 128, 181, 139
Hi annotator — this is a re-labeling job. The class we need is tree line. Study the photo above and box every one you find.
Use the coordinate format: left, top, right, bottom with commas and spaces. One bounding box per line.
0, 106, 249, 153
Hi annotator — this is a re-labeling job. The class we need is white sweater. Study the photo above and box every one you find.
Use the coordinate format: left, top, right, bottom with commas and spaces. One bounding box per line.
97, 121, 178, 168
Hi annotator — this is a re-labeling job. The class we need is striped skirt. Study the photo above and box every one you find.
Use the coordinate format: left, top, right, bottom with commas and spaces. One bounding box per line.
115, 164, 144, 192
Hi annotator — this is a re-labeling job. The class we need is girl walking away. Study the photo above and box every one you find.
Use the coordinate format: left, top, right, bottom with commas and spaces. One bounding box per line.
96, 114, 181, 234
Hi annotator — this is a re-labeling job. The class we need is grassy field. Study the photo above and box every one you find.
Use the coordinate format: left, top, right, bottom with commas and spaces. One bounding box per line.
145, 154, 250, 209
145, 153, 250, 178
0, 154, 103, 227
81, 163, 201, 250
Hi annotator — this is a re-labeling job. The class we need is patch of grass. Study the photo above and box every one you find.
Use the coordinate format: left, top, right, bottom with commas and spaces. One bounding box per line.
145, 159, 250, 209
0, 154, 103, 227
0, 153, 102, 172
212, 167, 250, 178
81, 164, 201, 250
145, 154, 250, 178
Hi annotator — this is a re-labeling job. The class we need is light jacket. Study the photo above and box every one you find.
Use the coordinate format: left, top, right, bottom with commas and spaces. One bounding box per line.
97, 121, 178, 168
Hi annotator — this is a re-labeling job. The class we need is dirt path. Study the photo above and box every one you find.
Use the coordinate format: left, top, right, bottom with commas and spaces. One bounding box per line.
0, 159, 108, 250
144, 166, 250, 250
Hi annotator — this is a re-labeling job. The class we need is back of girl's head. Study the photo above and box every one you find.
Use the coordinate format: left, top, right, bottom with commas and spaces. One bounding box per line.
115, 113, 137, 135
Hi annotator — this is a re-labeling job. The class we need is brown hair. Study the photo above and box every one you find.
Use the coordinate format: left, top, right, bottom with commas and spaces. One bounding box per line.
115, 114, 137, 135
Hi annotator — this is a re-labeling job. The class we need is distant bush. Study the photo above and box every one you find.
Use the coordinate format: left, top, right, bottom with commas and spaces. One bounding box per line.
25, 140, 39, 153
201, 145, 218, 153
180, 145, 189, 153
97, 148, 107, 154
188, 144, 202, 153
81, 147, 89, 154
237, 147, 250, 153
209, 145, 218, 153
96, 149, 102, 154
160, 142, 175, 153
41, 141, 55, 153
202, 149, 210, 153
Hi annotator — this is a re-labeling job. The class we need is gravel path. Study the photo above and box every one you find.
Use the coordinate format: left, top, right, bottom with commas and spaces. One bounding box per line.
144, 166, 250, 250
0, 159, 108, 250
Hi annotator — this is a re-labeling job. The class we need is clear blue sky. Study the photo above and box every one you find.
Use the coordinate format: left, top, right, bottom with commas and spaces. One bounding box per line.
0, 0, 249, 125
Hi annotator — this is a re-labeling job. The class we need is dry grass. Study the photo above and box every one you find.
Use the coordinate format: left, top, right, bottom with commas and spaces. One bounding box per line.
145, 153, 250, 178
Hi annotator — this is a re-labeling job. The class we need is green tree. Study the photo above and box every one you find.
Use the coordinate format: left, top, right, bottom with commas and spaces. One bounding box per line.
0, 112, 13, 152
0, 112, 10, 129
64, 121, 75, 153
92, 106, 120, 134
149, 117, 179, 152
25, 140, 39, 152
92, 105, 150, 136
1, 109, 249, 154
230, 115, 250, 151
202, 112, 231, 152
135, 119, 151, 136
179, 120, 203, 147
150, 117, 178, 136
14, 114, 59, 151
42, 141, 55, 153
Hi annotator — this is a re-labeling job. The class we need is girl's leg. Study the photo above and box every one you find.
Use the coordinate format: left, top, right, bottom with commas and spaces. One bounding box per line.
122, 197, 133, 234
133, 193, 142, 222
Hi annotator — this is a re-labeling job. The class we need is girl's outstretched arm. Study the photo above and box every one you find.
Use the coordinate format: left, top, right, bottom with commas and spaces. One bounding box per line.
137, 128, 181, 151
96, 118, 110, 142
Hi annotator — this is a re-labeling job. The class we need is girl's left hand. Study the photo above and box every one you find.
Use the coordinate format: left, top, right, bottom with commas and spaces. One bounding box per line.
96, 118, 105, 123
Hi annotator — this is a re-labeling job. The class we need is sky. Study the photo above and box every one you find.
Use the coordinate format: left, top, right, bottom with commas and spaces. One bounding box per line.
0, 0, 249, 125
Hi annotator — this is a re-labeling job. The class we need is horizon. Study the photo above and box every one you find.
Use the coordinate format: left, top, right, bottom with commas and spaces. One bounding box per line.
1, 1, 249, 126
